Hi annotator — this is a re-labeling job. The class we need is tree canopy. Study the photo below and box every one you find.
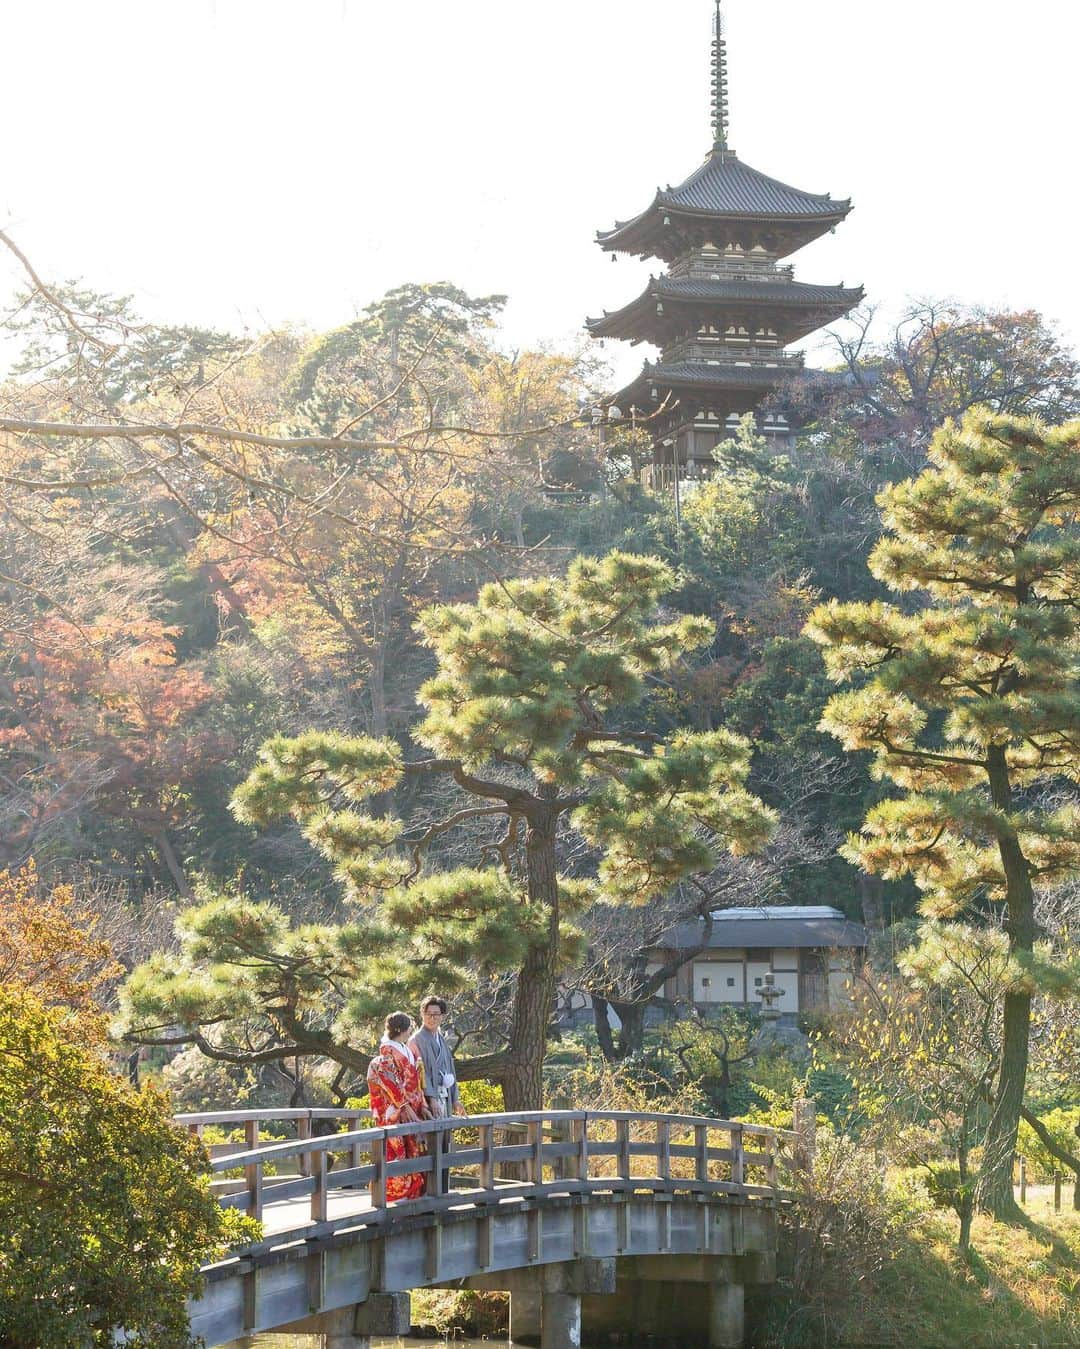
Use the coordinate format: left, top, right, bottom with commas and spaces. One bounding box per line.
121, 551, 775, 1107
806, 406, 1080, 1216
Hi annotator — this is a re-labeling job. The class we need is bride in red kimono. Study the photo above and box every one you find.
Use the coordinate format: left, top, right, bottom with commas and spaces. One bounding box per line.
366, 1011, 430, 1201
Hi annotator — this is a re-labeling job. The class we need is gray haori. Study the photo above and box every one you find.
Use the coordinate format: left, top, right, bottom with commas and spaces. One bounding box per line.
409, 1025, 460, 1111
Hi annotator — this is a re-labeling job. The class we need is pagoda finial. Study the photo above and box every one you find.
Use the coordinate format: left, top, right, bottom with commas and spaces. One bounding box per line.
711, 0, 729, 153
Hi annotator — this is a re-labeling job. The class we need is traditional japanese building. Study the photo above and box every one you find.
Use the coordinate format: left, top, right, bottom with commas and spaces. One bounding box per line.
588, 1, 862, 475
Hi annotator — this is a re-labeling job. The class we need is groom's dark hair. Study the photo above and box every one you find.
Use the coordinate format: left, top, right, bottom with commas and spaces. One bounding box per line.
420, 994, 448, 1015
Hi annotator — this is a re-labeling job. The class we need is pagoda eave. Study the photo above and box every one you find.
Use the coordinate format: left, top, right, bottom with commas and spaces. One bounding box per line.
586, 280, 864, 344
612, 361, 801, 414
597, 206, 850, 262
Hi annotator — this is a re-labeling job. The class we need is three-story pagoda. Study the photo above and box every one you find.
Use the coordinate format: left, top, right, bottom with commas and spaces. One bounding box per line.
588, 1, 862, 472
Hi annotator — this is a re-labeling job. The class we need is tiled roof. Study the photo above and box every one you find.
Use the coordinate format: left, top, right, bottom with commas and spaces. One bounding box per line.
587, 278, 863, 335
598, 151, 851, 247
652, 277, 860, 305
659, 152, 847, 218
644, 360, 800, 387
663, 915, 868, 950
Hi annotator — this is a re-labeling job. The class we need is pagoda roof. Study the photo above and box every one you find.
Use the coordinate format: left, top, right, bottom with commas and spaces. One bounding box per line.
587, 276, 863, 343
598, 150, 852, 261
612, 358, 796, 412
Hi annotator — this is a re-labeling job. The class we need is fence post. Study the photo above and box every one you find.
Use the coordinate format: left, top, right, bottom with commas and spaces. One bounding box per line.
793, 1098, 817, 1177
1019, 1155, 1027, 1205
1054, 1171, 1062, 1213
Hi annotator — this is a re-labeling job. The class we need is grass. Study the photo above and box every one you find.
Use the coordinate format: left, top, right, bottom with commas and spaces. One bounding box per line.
791, 1206, 1080, 1347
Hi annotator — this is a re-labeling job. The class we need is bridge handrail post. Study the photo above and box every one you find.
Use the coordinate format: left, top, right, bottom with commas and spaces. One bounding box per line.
297, 1115, 312, 1178
311, 1147, 328, 1223
371, 1130, 387, 1209
527, 1119, 544, 1186
243, 1119, 263, 1221
694, 1123, 709, 1182
574, 1115, 589, 1186
616, 1117, 631, 1181
429, 1118, 447, 1198
730, 1122, 745, 1188
347, 1114, 363, 1171
656, 1119, 671, 1181
479, 1123, 495, 1192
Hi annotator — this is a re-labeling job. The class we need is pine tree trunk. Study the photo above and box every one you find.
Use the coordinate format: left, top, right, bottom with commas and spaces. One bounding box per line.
591, 997, 646, 1062
153, 830, 192, 898
612, 1000, 646, 1059
501, 800, 559, 1111
857, 872, 886, 934
977, 747, 1034, 1220
501, 943, 555, 1111
592, 995, 618, 1060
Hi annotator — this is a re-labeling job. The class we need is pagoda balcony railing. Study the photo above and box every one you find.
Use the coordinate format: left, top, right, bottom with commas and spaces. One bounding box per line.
668, 260, 795, 283
661, 343, 806, 368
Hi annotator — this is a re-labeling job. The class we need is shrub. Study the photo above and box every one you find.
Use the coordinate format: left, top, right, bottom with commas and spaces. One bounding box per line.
0, 984, 258, 1347
760, 1134, 924, 1346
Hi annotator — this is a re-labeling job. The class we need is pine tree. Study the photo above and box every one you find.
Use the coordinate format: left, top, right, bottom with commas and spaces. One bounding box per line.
805, 408, 1080, 1218
225, 551, 775, 1108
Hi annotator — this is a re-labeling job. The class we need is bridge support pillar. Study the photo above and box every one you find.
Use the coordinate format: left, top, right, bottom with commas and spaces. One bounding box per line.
540, 1291, 581, 1349
317, 1305, 369, 1348
307, 1292, 410, 1348
708, 1280, 744, 1349
470, 1258, 615, 1347
509, 1287, 542, 1345
582, 1256, 749, 1347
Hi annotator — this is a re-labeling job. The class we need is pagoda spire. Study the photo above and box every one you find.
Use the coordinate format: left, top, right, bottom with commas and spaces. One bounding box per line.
711, 0, 729, 153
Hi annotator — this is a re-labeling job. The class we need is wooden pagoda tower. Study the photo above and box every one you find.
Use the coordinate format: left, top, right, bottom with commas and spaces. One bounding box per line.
588, 1, 862, 475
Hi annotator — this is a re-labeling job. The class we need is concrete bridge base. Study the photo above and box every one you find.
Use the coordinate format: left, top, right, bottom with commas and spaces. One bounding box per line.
466, 1251, 762, 1348
468, 1256, 616, 1348
582, 1254, 769, 1348
272, 1291, 410, 1346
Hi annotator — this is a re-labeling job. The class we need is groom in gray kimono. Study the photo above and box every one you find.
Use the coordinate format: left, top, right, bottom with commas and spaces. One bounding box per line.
408, 994, 465, 1119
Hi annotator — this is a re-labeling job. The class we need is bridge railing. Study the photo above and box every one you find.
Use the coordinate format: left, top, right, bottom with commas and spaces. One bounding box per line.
183, 1108, 803, 1237
176, 1108, 370, 1177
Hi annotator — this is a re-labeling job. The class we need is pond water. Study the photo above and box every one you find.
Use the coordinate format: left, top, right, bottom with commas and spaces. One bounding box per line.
230, 1340, 507, 1347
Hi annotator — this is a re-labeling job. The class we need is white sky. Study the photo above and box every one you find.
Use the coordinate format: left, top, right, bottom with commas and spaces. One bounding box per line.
2, 0, 1078, 387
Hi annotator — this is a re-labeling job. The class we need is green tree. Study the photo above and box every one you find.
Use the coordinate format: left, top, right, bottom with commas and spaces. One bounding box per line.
0, 983, 253, 1347
805, 407, 1080, 1218
124, 552, 775, 1108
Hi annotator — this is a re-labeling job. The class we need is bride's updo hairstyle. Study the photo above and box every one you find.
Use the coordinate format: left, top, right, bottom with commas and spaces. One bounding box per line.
385, 1011, 412, 1039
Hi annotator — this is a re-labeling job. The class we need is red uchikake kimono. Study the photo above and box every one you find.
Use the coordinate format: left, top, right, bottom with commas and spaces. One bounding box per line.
366, 1040, 428, 1201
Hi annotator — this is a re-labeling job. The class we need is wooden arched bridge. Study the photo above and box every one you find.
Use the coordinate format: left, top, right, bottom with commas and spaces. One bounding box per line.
181, 1105, 814, 1349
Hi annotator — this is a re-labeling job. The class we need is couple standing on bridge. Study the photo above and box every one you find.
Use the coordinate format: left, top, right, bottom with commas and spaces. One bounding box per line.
366, 994, 466, 1201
